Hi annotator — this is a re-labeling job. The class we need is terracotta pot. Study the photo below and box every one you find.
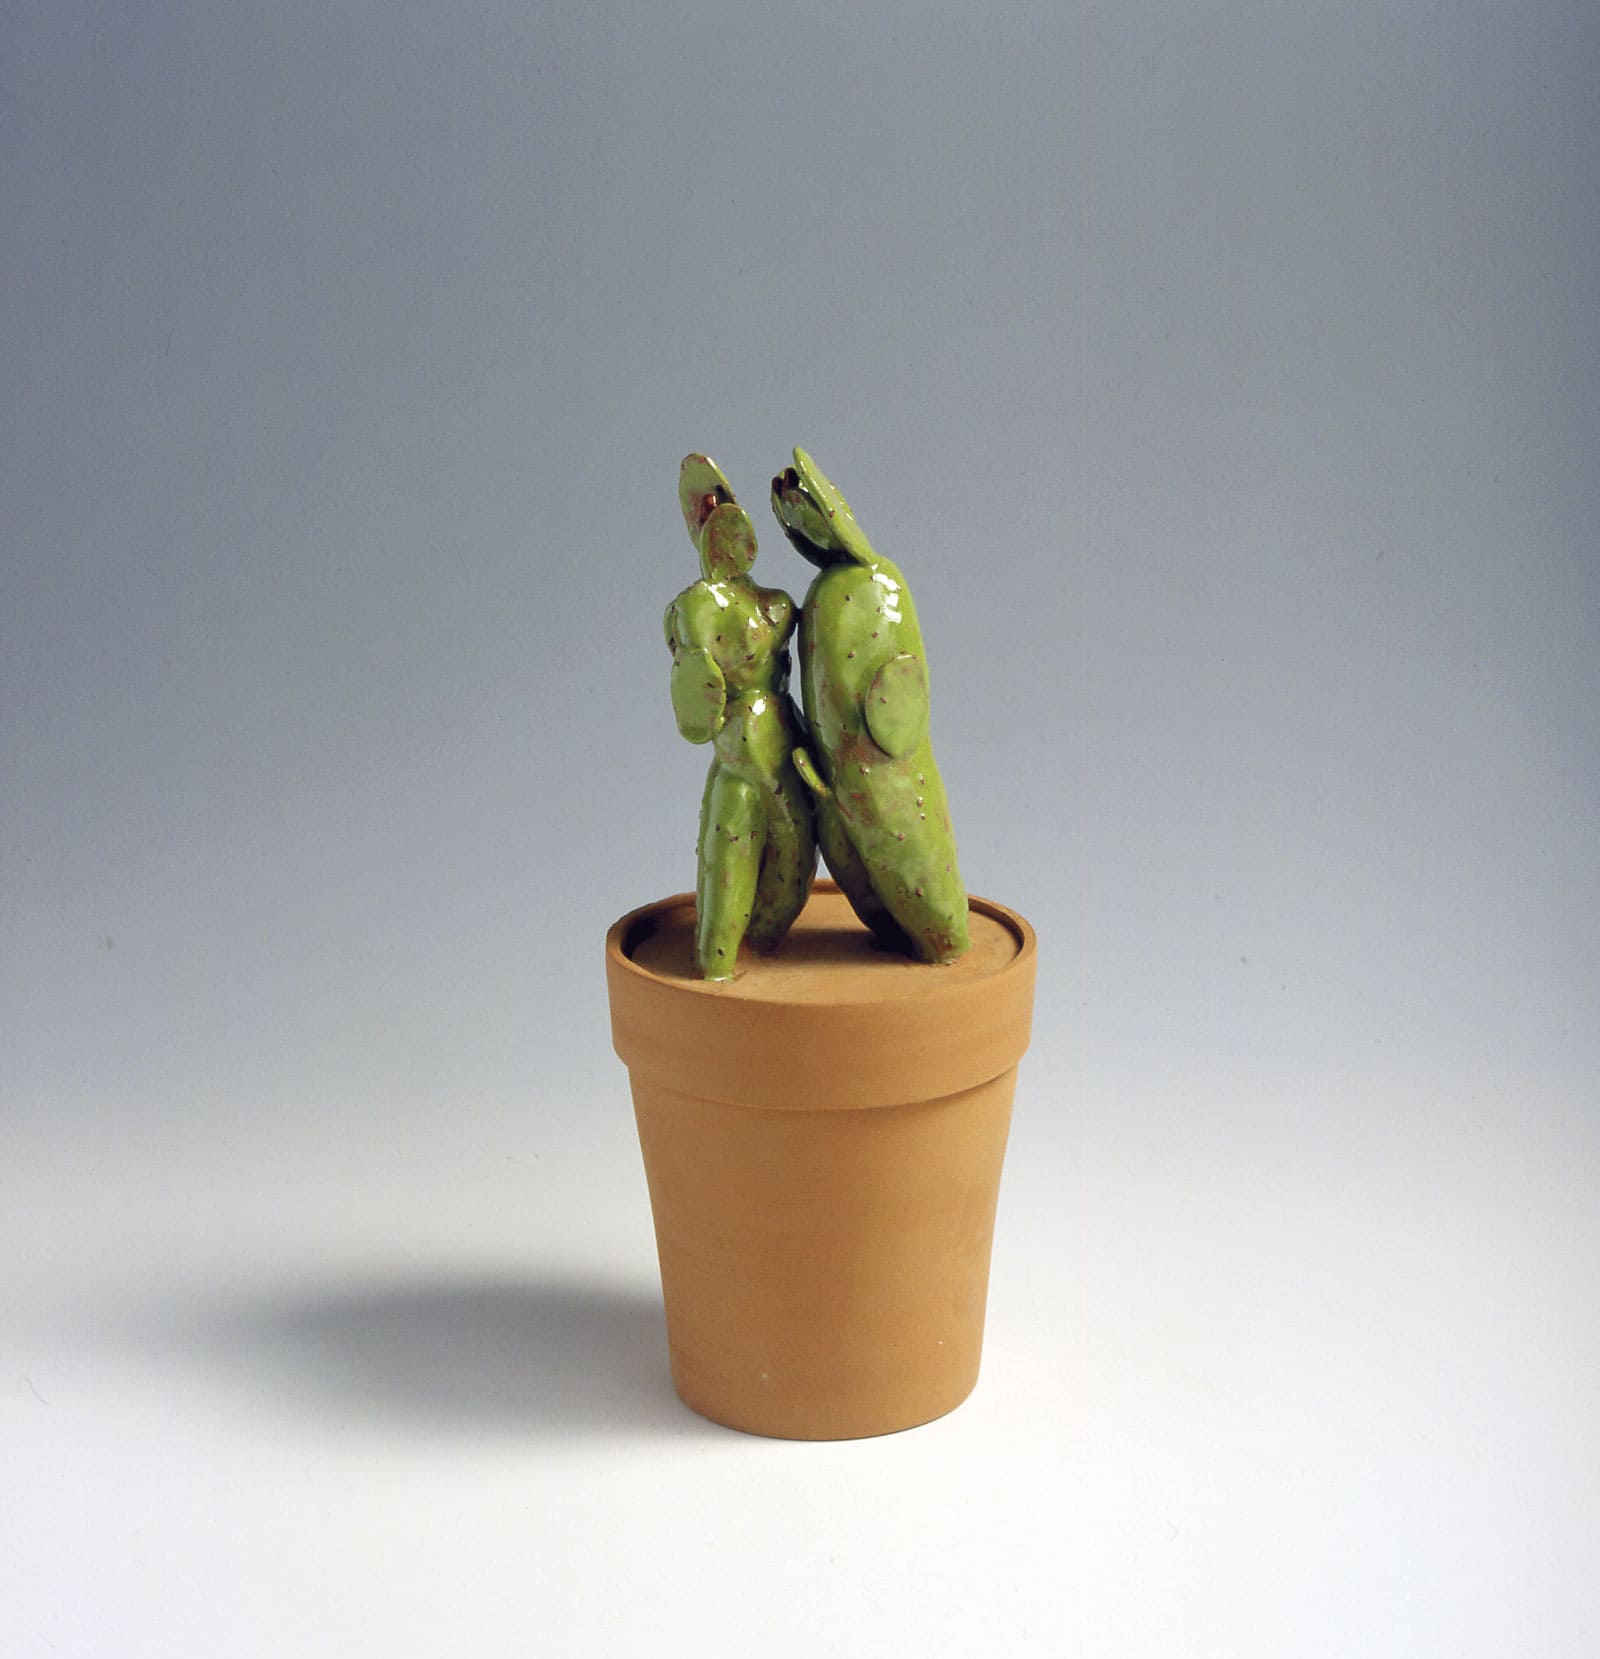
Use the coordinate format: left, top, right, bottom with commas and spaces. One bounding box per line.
605, 882, 1037, 1440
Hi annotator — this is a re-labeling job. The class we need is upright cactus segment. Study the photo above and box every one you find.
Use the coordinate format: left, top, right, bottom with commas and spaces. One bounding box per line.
770, 448, 969, 962
664, 454, 817, 979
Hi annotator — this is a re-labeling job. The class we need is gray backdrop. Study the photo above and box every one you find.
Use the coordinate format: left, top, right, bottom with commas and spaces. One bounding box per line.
5, 3, 1597, 1654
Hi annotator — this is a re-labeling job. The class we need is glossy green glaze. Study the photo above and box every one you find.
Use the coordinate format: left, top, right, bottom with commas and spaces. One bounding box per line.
770, 447, 969, 962
665, 454, 817, 980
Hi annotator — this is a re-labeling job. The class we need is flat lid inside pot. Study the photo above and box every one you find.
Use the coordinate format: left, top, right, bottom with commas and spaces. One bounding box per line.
626, 884, 1024, 1004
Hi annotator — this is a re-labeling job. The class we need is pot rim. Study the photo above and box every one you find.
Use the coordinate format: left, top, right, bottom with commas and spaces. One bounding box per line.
607, 880, 1036, 1013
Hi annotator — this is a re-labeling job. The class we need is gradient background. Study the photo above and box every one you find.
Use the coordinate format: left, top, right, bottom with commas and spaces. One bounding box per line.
4, 3, 1597, 1654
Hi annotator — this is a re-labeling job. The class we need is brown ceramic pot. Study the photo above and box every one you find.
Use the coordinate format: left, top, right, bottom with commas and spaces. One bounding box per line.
605, 882, 1037, 1440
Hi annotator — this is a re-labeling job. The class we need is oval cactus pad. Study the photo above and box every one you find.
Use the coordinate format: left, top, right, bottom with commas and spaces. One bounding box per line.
700, 501, 758, 579
670, 646, 726, 744
678, 453, 735, 548
863, 652, 930, 759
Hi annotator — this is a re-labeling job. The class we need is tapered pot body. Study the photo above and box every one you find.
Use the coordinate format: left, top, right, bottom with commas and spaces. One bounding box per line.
606, 883, 1036, 1440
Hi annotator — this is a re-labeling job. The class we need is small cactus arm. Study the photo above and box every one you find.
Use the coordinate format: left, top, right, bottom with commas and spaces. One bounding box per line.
665, 454, 817, 980
771, 447, 969, 963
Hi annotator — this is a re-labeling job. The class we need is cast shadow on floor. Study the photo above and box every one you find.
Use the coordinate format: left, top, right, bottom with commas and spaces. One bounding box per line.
167, 1273, 720, 1441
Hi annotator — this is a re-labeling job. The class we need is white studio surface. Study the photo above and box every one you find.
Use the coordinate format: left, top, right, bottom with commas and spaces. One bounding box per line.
8, 1046, 1596, 1657
5, 3, 1597, 1654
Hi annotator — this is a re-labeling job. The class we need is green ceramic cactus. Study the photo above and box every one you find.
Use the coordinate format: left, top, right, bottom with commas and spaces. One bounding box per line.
770, 447, 969, 962
665, 454, 818, 980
